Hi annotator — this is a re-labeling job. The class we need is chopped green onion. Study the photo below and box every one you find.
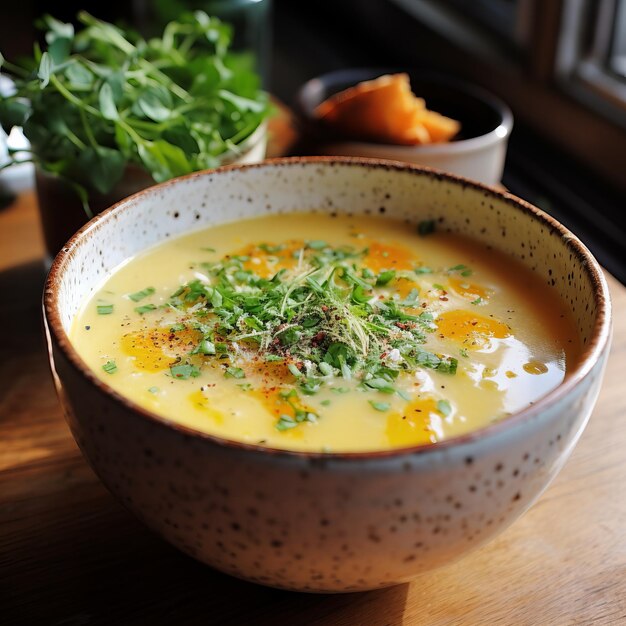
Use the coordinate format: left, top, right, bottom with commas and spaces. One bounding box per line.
287, 363, 302, 378
369, 400, 391, 412
102, 360, 117, 374
128, 287, 155, 302
437, 399, 452, 416
225, 366, 245, 379
170, 363, 201, 380
376, 270, 396, 286
135, 303, 157, 314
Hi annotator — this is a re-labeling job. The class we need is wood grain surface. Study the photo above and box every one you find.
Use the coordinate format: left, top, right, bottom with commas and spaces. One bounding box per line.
1, 187, 625, 626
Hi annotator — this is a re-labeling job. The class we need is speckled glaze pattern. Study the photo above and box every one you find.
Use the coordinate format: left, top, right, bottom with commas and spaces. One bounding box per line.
44, 158, 612, 592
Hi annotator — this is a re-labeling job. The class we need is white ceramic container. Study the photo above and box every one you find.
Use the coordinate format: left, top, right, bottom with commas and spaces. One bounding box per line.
298, 70, 513, 186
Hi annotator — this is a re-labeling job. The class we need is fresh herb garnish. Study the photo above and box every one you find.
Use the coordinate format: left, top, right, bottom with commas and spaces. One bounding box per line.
162, 242, 458, 392
224, 366, 245, 379
437, 399, 452, 416
376, 270, 396, 286
446, 264, 473, 278
102, 360, 117, 374
307, 240, 327, 250
148, 386, 159, 394
97, 304, 113, 315
128, 287, 155, 302
369, 400, 391, 412
134, 303, 157, 314
0, 12, 268, 210
170, 363, 200, 380
140, 239, 468, 432
276, 415, 298, 431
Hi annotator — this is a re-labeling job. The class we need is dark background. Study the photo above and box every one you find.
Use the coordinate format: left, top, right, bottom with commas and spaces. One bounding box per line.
1, 0, 625, 281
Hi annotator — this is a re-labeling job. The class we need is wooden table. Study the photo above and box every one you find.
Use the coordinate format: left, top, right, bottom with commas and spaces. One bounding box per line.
1, 189, 625, 626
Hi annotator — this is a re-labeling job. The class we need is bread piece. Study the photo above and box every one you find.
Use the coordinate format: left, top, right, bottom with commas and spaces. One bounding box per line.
315, 73, 459, 145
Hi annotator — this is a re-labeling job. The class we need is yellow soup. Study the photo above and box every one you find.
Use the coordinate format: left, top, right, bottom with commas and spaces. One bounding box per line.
71, 213, 580, 452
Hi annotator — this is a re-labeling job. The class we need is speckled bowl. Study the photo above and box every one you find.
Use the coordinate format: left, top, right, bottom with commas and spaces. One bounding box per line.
43, 158, 611, 592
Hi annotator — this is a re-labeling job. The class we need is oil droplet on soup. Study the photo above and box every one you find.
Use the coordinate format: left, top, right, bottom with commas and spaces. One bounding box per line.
70, 213, 581, 452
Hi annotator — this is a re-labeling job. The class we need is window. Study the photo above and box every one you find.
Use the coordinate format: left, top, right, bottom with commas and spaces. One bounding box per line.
557, 0, 626, 118
387, 0, 626, 191
438, 0, 531, 48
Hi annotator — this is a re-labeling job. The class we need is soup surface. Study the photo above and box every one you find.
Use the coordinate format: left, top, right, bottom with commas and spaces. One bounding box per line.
71, 213, 580, 452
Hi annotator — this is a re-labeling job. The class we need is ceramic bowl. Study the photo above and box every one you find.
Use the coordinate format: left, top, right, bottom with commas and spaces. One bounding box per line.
43, 158, 611, 592
297, 69, 513, 185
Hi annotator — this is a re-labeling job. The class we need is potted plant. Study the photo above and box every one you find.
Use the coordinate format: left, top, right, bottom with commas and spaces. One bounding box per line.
0, 11, 269, 257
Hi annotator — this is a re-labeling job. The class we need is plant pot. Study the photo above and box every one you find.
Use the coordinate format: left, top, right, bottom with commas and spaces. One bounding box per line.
36, 165, 154, 261
36, 122, 268, 260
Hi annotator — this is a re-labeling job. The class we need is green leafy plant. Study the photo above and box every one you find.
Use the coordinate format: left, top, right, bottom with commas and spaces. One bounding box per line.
0, 11, 269, 210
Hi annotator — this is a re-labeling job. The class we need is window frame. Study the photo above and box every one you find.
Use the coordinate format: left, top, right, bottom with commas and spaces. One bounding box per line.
386, 0, 626, 191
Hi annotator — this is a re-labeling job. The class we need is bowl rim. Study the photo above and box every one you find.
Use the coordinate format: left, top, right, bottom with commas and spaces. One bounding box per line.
43, 156, 612, 462
297, 68, 514, 155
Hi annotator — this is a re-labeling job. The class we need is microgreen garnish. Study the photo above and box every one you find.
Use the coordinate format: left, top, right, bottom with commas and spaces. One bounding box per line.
471, 297, 483, 305
161, 242, 458, 386
363, 377, 396, 394
97, 304, 113, 315
102, 360, 117, 374
192, 339, 216, 355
